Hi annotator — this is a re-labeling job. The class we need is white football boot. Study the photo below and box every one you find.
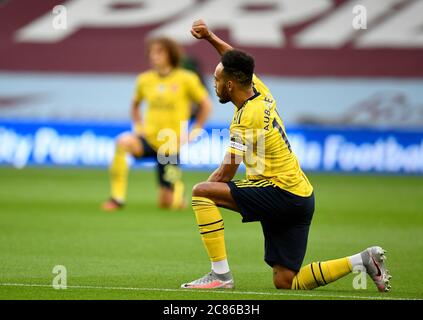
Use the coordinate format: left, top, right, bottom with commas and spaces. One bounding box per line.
361, 246, 392, 292
181, 271, 234, 289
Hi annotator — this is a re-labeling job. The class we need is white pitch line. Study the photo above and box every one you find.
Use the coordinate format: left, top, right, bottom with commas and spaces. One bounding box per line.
1, 283, 421, 300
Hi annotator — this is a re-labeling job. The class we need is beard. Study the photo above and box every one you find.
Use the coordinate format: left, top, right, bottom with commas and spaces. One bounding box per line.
219, 97, 231, 104
217, 87, 231, 104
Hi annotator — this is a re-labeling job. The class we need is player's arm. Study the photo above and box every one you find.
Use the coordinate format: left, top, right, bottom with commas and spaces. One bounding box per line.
207, 152, 241, 183
131, 75, 144, 136
131, 98, 144, 136
189, 95, 212, 141
208, 109, 258, 183
191, 19, 233, 56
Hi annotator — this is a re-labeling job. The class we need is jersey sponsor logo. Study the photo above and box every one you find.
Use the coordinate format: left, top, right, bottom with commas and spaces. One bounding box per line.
157, 84, 166, 93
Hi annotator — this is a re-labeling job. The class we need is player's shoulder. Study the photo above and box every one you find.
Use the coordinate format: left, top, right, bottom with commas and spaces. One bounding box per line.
175, 68, 195, 76
246, 90, 268, 111
174, 68, 201, 81
237, 102, 261, 129
252, 73, 272, 96
174, 69, 207, 92
135, 70, 156, 83
252, 73, 268, 89
239, 91, 275, 128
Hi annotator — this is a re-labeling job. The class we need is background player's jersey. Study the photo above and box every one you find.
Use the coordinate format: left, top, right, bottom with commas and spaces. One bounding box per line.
228, 74, 313, 197
134, 68, 208, 153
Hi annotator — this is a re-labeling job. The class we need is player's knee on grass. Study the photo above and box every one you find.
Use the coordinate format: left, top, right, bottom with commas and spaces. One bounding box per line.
273, 266, 296, 289
158, 197, 172, 209
158, 187, 173, 209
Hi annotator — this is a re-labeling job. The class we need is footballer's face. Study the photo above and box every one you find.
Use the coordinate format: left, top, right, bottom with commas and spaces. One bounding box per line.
148, 42, 170, 70
214, 63, 231, 104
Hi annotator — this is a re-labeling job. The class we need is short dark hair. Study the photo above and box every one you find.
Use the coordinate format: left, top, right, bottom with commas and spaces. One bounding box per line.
146, 37, 183, 68
221, 50, 255, 87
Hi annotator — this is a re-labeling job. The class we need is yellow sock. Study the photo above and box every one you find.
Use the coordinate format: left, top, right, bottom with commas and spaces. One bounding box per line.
171, 180, 185, 209
192, 196, 227, 262
109, 145, 128, 202
291, 257, 352, 290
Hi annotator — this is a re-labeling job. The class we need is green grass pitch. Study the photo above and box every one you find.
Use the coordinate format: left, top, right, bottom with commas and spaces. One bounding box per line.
0, 167, 422, 300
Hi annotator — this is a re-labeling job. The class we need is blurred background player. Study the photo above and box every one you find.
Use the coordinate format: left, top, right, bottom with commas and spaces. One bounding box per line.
102, 37, 212, 211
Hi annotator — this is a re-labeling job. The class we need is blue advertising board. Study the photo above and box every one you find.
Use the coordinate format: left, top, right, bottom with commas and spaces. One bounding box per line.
1, 120, 422, 174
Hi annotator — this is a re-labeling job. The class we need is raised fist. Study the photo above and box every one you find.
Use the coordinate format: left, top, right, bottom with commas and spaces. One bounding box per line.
191, 19, 211, 39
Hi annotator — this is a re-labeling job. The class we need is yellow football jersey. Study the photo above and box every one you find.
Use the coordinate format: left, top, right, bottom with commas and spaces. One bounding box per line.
228, 74, 313, 197
134, 68, 208, 153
